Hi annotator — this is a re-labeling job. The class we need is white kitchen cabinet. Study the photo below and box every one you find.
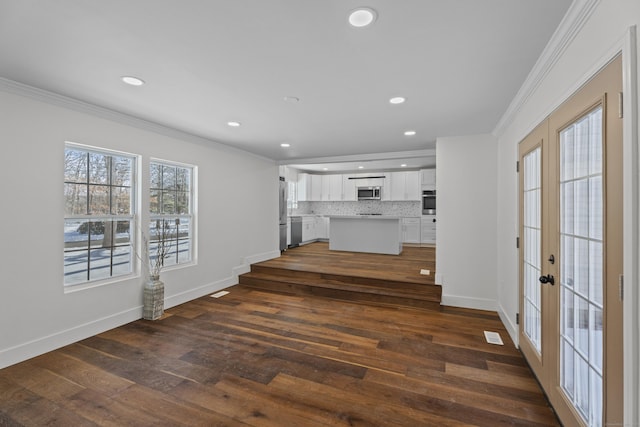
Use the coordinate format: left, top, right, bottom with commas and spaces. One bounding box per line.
321, 174, 343, 201
301, 216, 329, 242
402, 217, 421, 244
343, 175, 356, 200
406, 171, 421, 200
297, 173, 309, 201
381, 172, 391, 201
390, 171, 421, 201
390, 172, 405, 201
421, 168, 436, 190
316, 216, 329, 239
302, 216, 315, 242
421, 215, 436, 244
310, 174, 322, 201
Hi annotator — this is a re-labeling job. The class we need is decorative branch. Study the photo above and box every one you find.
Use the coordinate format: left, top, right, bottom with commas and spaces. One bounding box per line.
137, 219, 178, 281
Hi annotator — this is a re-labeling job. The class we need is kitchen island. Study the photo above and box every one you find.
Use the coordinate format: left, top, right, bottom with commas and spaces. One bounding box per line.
329, 215, 402, 255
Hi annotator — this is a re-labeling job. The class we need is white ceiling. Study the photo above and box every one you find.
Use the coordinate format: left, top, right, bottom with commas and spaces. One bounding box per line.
0, 1, 571, 171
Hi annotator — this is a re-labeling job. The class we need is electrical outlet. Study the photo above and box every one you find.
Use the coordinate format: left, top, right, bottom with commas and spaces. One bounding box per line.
420, 269, 430, 275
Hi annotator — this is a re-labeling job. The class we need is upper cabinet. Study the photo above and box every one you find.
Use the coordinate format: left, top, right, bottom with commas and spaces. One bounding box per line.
421, 168, 436, 190
298, 173, 319, 201
298, 170, 420, 202
389, 171, 421, 201
343, 175, 357, 201
321, 174, 343, 201
299, 173, 342, 201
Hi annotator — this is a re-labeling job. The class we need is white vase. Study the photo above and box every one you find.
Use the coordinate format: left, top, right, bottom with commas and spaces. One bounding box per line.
143, 276, 164, 320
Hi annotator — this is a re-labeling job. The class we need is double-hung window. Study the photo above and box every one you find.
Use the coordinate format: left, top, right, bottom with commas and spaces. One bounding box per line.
149, 161, 193, 269
64, 144, 136, 286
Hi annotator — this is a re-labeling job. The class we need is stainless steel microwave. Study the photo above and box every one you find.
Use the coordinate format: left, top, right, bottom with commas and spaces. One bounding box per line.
357, 186, 381, 200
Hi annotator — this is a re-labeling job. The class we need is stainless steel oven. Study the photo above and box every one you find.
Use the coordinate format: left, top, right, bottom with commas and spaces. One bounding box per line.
422, 190, 436, 214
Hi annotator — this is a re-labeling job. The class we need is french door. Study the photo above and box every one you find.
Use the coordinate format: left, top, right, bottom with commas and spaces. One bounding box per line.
518, 55, 623, 427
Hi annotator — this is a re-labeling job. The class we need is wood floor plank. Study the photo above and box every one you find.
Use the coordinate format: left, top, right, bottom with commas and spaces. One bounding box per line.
0, 246, 559, 426
365, 369, 558, 425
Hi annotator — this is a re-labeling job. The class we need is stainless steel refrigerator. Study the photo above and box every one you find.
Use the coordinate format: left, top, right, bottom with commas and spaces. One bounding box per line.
279, 177, 287, 251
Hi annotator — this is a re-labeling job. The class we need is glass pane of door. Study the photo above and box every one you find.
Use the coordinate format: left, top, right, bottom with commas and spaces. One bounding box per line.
523, 147, 542, 352
559, 106, 603, 427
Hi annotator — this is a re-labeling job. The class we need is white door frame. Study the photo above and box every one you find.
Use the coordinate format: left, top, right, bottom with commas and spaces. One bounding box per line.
621, 26, 639, 427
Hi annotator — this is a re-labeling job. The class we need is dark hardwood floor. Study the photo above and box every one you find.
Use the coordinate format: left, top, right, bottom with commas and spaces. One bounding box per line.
0, 245, 559, 426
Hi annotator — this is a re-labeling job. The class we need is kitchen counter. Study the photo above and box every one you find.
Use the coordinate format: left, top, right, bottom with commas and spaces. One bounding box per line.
328, 216, 402, 255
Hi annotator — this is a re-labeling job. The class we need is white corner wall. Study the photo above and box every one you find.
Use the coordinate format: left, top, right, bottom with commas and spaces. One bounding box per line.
435, 134, 498, 311
0, 87, 280, 368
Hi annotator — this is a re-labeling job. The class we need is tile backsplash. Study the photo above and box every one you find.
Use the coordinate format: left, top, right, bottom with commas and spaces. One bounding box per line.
291, 201, 421, 217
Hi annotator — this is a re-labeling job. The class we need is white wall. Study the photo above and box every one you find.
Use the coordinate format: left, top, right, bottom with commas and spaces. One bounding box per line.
0, 86, 280, 368
435, 134, 498, 310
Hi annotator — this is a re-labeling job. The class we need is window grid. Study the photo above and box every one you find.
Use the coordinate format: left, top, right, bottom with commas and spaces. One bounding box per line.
523, 147, 542, 352
149, 161, 193, 268
559, 106, 603, 427
64, 145, 136, 286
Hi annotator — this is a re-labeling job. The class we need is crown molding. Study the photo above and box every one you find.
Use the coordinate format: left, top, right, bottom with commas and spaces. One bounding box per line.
278, 149, 436, 166
492, 0, 601, 138
0, 77, 274, 163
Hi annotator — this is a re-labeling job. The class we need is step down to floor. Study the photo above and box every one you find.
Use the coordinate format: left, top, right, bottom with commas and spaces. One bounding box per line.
239, 265, 442, 311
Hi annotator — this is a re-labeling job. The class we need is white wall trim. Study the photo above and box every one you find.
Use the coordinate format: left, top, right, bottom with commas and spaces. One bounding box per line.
0, 77, 273, 164
231, 249, 281, 279
493, 0, 601, 138
164, 278, 237, 310
441, 295, 497, 312
621, 25, 639, 427
280, 149, 436, 166
246, 250, 281, 266
498, 302, 518, 348
0, 306, 141, 370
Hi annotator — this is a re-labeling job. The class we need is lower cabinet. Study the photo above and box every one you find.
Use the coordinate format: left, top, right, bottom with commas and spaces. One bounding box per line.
302, 216, 330, 242
302, 217, 315, 242
402, 218, 421, 244
421, 215, 436, 244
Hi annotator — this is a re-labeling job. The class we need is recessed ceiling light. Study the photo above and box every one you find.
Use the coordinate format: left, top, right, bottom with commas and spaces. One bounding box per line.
323, 168, 328, 171
404, 130, 417, 136
283, 96, 300, 103
280, 143, 290, 148
121, 76, 145, 86
401, 164, 407, 167
348, 7, 377, 28
389, 97, 406, 104
358, 166, 364, 169
227, 121, 241, 127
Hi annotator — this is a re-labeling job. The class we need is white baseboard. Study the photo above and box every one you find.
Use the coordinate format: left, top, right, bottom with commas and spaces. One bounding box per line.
232, 249, 281, 280
497, 303, 519, 348
440, 294, 498, 312
0, 306, 141, 369
164, 277, 237, 310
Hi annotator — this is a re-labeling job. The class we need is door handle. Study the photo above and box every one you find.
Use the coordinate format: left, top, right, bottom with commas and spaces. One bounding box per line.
539, 274, 555, 286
